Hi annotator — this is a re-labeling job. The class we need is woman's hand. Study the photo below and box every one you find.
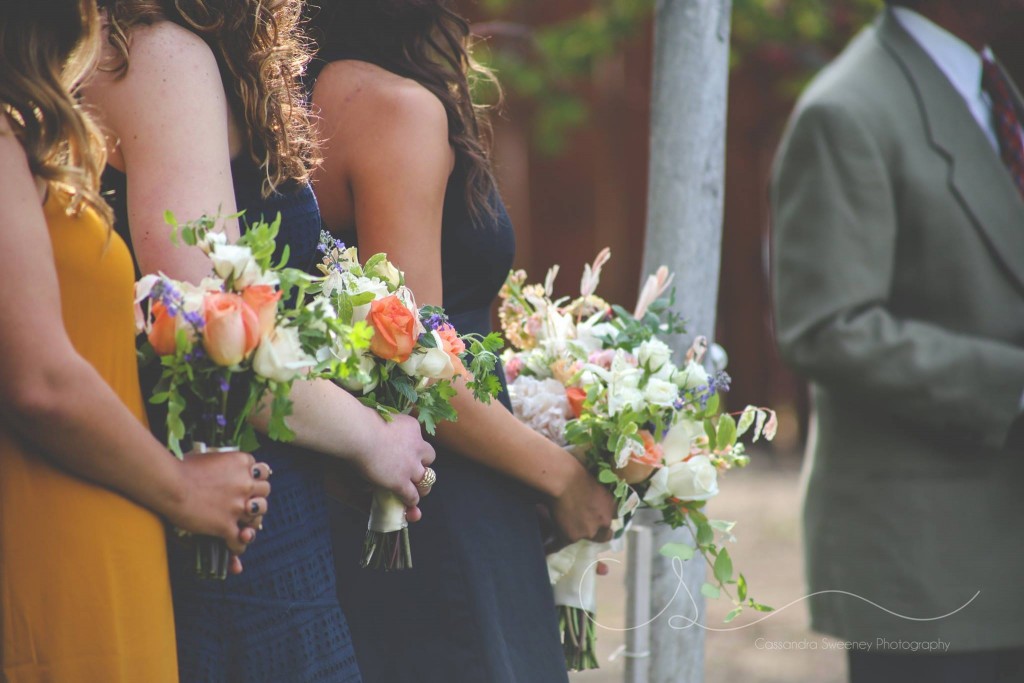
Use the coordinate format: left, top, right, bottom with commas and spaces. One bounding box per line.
548, 460, 616, 545
164, 449, 272, 556
352, 413, 436, 522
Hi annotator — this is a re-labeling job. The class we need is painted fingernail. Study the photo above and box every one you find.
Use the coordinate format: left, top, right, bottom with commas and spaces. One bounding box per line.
253, 467, 262, 479
250, 501, 260, 514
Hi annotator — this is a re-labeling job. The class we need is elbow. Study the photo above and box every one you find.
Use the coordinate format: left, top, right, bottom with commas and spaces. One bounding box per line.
0, 362, 78, 430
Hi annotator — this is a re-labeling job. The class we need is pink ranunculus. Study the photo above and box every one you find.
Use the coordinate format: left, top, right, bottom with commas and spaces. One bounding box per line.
504, 355, 523, 382
202, 292, 260, 366
588, 348, 617, 370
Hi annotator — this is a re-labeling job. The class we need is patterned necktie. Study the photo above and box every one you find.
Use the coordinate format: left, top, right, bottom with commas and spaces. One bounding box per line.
981, 56, 1024, 198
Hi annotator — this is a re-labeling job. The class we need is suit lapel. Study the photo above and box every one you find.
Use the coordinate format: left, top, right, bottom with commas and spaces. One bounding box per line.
876, 10, 1024, 294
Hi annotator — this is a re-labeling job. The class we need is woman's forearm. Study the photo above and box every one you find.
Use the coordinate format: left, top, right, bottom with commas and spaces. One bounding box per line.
434, 380, 580, 499
4, 355, 186, 518
248, 377, 378, 460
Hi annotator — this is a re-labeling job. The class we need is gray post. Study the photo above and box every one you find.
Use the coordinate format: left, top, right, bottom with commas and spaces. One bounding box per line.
630, 1, 732, 682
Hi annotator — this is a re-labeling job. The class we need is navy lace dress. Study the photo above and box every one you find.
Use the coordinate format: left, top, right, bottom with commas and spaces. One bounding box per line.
309, 55, 569, 682
103, 159, 362, 683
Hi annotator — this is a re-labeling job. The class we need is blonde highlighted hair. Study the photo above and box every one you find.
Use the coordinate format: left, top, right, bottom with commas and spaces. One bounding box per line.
0, 0, 112, 222
102, 0, 318, 197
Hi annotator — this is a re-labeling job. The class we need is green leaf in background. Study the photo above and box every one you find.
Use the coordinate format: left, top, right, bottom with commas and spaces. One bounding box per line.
714, 548, 734, 585
717, 413, 737, 450
701, 582, 721, 599
659, 542, 695, 561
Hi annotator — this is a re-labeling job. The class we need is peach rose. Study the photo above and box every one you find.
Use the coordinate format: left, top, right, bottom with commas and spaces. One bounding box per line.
615, 429, 663, 484
147, 301, 178, 356
202, 292, 260, 366
565, 386, 587, 418
436, 324, 468, 377
367, 295, 417, 363
242, 284, 282, 338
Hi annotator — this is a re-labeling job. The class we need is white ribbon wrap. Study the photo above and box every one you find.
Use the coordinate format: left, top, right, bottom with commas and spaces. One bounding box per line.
367, 488, 408, 533
548, 540, 608, 613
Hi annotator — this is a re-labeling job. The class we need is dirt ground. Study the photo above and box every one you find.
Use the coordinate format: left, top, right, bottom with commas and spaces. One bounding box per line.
569, 451, 848, 683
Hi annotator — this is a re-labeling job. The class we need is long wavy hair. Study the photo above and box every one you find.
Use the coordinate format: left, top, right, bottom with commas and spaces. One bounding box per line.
101, 0, 317, 196
0, 0, 112, 221
307, 0, 500, 225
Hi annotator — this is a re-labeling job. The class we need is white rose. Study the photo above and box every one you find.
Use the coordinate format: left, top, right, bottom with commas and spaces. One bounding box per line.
643, 455, 718, 506
339, 350, 378, 392
666, 455, 719, 501
348, 276, 391, 323
651, 361, 678, 383
210, 244, 261, 289
643, 466, 670, 507
365, 259, 402, 290
401, 331, 455, 380
662, 418, 703, 465
674, 360, 710, 390
253, 327, 316, 383
636, 338, 672, 373
644, 377, 679, 407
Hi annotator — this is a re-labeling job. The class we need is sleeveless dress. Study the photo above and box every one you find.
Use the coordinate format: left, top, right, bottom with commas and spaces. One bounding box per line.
309, 53, 570, 683
0, 190, 178, 682
102, 160, 362, 683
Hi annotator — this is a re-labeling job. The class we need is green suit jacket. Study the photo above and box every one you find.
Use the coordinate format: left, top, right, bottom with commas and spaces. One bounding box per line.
772, 9, 1024, 650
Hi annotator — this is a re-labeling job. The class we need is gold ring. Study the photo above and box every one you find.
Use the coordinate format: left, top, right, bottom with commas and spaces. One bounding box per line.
417, 467, 437, 492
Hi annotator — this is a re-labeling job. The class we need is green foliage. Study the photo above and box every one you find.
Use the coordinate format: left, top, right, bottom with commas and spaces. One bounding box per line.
472, 0, 882, 154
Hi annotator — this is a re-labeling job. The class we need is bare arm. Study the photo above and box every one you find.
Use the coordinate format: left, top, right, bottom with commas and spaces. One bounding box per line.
85, 24, 433, 508
84, 22, 240, 282
0, 125, 265, 554
313, 70, 614, 542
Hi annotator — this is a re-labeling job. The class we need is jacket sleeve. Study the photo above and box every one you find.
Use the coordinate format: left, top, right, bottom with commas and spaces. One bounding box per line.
771, 101, 1024, 449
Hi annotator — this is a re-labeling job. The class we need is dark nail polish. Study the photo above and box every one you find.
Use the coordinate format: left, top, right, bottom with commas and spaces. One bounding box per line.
253, 467, 262, 479
250, 501, 260, 514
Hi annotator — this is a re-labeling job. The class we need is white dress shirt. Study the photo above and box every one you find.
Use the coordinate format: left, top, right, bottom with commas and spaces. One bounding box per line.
892, 6, 1003, 151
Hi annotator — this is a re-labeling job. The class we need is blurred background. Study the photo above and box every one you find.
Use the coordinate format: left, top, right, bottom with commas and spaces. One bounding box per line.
448, 1, 1024, 681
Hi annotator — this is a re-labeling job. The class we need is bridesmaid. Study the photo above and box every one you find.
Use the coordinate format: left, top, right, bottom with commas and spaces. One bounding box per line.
83, 1, 435, 681
0, 1, 270, 681
307, 2, 617, 681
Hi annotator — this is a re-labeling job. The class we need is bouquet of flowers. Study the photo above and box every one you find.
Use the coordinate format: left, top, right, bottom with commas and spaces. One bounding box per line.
310, 231, 504, 570
499, 249, 777, 670
135, 213, 367, 579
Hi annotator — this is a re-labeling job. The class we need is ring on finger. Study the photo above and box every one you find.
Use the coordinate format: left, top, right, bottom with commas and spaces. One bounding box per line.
417, 467, 437, 493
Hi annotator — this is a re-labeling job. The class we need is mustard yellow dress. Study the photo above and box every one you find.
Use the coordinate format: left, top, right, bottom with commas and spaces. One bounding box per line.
0, 190, 178, 682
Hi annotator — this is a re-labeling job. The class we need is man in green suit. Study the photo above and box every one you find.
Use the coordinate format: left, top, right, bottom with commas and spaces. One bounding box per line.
772, 1, 1024, 680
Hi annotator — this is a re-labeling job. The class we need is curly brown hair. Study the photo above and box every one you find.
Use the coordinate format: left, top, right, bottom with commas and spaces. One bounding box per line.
306, 0, 500, 225
0, 0, 112, 222
101, 0, 318, 197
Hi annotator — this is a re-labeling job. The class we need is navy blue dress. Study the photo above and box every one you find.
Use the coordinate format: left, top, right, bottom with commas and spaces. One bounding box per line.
103, 160, 362, 683
309, 55, 569, 683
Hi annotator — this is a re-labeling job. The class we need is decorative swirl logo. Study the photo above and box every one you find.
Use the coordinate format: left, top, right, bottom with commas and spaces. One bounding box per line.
581, 556, 981, 633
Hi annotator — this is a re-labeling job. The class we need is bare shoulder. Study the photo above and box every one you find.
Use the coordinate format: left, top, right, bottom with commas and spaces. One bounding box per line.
87, 20, 221, 101
313, 60, 449, 147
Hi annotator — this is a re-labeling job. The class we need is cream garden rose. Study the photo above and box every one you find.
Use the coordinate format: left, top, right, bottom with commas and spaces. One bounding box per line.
253, 326, 316, 383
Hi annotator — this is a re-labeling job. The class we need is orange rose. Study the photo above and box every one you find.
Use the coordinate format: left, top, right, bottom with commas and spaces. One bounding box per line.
436, 324, 468, 376
241, 284, 282, 338
367, 295, 417, 362
202, 292, 260, 366
615, 429, 663, 484
565, 386, 587, 418
147, 301, 178, 356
